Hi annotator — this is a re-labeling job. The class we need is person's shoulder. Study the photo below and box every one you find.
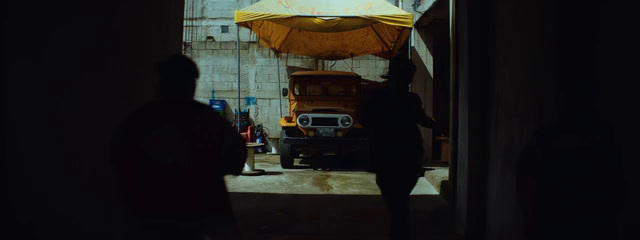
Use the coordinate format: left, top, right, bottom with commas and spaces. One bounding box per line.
189, 100, 231, 123
190, 100, 222, 115
126, 101, 164, 120
407, 92, 423, 102
407, 92, 421, 98
188, 99, 213, 110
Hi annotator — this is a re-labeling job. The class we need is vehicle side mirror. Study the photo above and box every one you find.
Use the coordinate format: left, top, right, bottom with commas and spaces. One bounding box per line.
282, 88, 289, 97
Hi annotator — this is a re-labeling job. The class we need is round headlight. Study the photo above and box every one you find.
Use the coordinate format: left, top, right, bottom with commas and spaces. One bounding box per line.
298, 115, 310, 126
340, 116, 352, 127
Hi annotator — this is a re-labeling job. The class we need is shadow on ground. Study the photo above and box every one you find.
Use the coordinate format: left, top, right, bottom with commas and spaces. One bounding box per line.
229, 193, 457, 240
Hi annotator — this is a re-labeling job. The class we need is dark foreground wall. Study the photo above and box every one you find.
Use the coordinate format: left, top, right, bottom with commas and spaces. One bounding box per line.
455, 0, 640, 239
3, 1, 184, 239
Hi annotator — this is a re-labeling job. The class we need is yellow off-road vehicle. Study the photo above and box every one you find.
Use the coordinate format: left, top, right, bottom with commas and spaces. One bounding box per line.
279, 71, 377, 169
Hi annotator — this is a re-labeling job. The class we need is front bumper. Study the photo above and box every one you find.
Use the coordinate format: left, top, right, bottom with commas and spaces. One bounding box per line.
282, 136, 369, 148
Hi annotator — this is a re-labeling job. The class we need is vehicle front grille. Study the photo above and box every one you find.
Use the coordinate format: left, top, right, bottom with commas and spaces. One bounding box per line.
311, 117, 339, 127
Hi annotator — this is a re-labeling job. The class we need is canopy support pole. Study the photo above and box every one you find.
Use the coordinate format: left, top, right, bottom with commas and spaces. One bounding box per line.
237, 24, 241, 133
409, 28, 413, 92
276, 52, 283, 118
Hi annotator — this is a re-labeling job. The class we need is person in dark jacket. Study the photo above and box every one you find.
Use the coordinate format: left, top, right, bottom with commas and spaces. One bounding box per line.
360, 56, 436, 240
111, 54, 246, 240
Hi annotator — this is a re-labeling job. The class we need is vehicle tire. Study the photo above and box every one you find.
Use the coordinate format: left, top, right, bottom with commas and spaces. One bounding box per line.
279, 129, 296, 169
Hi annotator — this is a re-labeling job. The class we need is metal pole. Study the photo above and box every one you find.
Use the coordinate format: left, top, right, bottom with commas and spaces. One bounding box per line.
409, 29, 413, 59
276, 52, 283, 118
448, 0, 459, 228
237, 25, 241, 132
409, 29, 413, 92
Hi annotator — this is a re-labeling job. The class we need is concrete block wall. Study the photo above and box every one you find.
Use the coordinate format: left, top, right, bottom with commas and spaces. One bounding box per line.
184, 0, 389, 146
187, 40, 388, 141
323, 56, 389, 81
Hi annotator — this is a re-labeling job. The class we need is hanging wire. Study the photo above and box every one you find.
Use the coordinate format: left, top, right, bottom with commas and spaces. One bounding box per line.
193, 0, 200, 42
191, 0, 196, 44
182, 0, 190, 53
342, 59, 355, 72
276, 52, 283, 118
329, 60, 337, 71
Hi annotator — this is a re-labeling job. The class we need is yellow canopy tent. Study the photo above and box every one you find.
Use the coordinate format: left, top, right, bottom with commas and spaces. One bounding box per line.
235, 0, 414, 60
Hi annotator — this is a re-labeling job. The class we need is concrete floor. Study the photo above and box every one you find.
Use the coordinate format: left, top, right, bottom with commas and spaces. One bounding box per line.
423, 167, 450, 194
225, 154, 439, 195
224, 154, 457, 240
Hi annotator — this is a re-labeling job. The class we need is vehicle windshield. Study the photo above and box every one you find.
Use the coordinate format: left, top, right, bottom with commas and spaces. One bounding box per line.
293, 75, 359, 97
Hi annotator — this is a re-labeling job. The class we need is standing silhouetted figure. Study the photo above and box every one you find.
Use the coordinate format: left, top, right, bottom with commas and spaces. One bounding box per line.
361, 56, 436, 240
111, 54, 246, 240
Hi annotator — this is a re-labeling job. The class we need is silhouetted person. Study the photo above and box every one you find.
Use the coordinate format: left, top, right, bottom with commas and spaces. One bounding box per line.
361, 56, 436, 240
111, 54, 247, 240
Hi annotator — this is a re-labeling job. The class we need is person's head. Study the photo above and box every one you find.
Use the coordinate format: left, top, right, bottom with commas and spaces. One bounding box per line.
156, 54, 199, 99
387, 55, 416, 90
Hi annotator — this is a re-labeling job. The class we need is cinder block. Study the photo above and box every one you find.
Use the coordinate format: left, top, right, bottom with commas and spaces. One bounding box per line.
210, 74, 225, 82
256, 49, 270, 58
221, 41, 236, 49
254, 91, 279, 99
240, 73, 250, 82
211, 66, 228, 75
192, 41, 206, 50
216, 90, 249, 99
367, 67, 383, 76
197, 65, 211, 78
204, 6, 219, 18
239, 42, 249, 50
269, 115, 285, 124
360, 60, 376, 68
376, 60, 388, 68
262, 83, 281, 91
257, 66, 278, 75
238, 82, 249, 90
249, 42, 260, 48
348, 59, 359, 68
196, 81, 213, 91
286, 59, 302, 66
212, 2, 235, 11
354, 67, 368, 75
256, 98, 270, 107
206, 41, 221, 49
220, 10, 235, 18
198, 49, 214, 57
270, 99, 284, 107
208, 49, 225, 59
222, 74, 236, 82
269, 74, 281, 83
214, 57, 235, 66
256, 106, 274, 115
227, 65, 239, 73
300, 60, 316, 69
195, 88, 212, 98
217, 34, 234, 42
199, 75, 212, 83
279, 66, 289, 75
256, 58, 276, 66
257, 119, 271, 126
256, 74, 270, 83
213, 82, 235, 90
